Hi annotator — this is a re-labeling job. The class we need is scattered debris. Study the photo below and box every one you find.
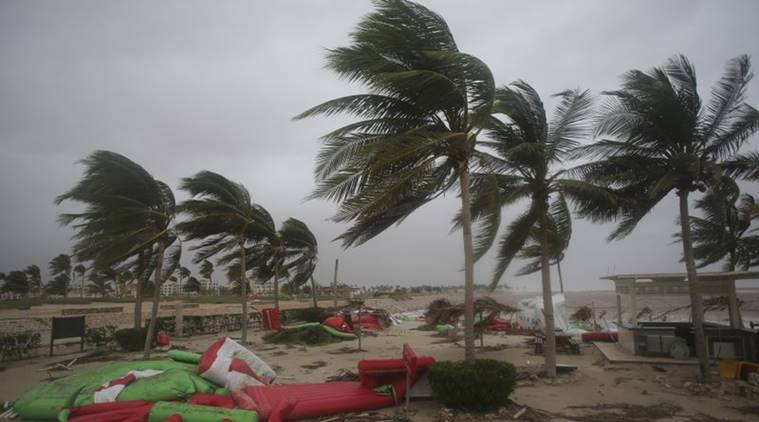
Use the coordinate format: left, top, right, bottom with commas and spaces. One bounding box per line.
326, 369, 359, 382
570, 306, 593, 322
567, 402, 683, 421
301, 361, 328, 370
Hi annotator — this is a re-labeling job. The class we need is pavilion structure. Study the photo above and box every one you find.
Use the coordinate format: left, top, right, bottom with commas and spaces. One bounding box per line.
601, 271, 759, 329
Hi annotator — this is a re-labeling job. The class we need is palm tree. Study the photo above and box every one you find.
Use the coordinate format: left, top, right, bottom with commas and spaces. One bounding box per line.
513, 225, 570, 293
56, 150, 177, 358
88, 269, 115, 297
294, 0, 496, 362
177, 266, 191, 295
199, 259, 214, 294
49, 254, 72, 297
73, 264, 86, 298
279, 218, 319, 308
184, 276, 201, 294
467, 83, 612, 377
117, 269, 134, 297
47, 273, 70, 296
177, 170, 272, 344
575, 55, 759, 380
241, 218, 286, 310
24, 265, 42, 296
686, 176, 758, 271
1, 271, 29, 295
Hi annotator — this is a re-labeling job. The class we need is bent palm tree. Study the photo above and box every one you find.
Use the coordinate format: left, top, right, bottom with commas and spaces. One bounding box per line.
279, 218, 319, 308
468, 83, 612, 377
687, 176, 758, 271
199, 259, 214, 294
575, 55, 759, 380
177, 171, 272, 344
24, 265, 42, 296
57, 150, 177, 358
294, 0, 495, 362
49, 254, 72, 297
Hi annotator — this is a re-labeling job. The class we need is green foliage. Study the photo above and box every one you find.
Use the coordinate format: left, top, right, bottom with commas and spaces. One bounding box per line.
0, 331, 41, 361
576, 55, 759, 240
84, 325, 117, 348
466, 82, 612, 287
428, 359, 516, 411
114, 327, 150, 352
1, 270, 30, 295
46, 273, 70, 296
281, 307, 329, 324
263, 325, 340, 346
685, 176, 758, 270
294, 0, 495, 248
184, 276, 201, 293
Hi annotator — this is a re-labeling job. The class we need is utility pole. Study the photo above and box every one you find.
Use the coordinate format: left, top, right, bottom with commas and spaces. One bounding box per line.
332, 259, 339, 308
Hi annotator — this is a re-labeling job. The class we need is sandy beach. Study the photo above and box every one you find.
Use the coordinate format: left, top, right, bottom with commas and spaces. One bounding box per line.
1, 291, 758, 421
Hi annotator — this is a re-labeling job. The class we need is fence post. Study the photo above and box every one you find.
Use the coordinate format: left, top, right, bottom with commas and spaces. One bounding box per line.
175, 302, 184, 337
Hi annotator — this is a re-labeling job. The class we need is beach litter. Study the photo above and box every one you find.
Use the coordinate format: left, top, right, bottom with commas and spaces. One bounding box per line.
11, 337, 434, 422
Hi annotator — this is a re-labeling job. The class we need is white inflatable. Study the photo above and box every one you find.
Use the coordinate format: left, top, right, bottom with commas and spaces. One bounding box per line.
197, 337, 276, 390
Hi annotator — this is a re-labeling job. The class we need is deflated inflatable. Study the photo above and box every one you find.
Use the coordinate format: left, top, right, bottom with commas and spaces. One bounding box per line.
14, 360, 199, 420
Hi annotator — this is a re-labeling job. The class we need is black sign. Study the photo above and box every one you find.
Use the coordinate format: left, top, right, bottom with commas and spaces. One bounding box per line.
50, 316, 85, 356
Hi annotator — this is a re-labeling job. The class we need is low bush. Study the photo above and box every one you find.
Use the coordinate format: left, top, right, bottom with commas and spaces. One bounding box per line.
428, 359, 516, 412
84, 325, 117, 348
263, 325, 340, 346
281, 307, 329, 324
113, 328, 150, 352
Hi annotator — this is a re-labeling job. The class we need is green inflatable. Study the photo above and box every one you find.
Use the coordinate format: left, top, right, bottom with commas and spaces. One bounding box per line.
148, 401, 258, 422
14, 360, 209, 420
167, 349, 203, 364
117, 368, 215, 402
321, 324, 358, 339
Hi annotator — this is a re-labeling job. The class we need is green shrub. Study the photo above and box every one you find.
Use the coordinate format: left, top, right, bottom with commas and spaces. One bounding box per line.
428, 359, 516, 411
114, 328, 150, 352
263, 325, 340, 346
84, 326, 117, 348
281, 307, 329, 324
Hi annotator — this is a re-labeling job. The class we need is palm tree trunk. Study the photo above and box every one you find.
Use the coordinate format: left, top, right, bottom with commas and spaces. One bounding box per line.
144, 240, 166, 358
557, 259, 564, 294
458, 163, 476, 363
541, 218, 557, 378
678, 192, 710, 380
240, 238, 249, 344
273, 260, 280, 310
134, 253, 146, 329
310, 271, 318, 309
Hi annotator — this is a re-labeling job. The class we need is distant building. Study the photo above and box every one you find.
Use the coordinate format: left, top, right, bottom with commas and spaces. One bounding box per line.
251, 282, 274, 296
200, 279, 220, 295
161, 281, 179, 296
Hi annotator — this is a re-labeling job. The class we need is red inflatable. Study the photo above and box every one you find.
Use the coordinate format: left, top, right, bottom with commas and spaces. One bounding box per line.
67, 400, 153, 422
581, 332, 618, 342
243, 344, 434, 422
352, 314, 384, 331
323, 314, 353, 333
187, 392, 236, 408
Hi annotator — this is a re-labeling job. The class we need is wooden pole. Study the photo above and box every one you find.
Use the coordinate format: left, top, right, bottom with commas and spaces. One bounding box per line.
332, 259, 339, 308
357, 303, 363, 351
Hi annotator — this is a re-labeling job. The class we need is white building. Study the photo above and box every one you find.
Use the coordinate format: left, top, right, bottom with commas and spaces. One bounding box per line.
160, 281, 179, 296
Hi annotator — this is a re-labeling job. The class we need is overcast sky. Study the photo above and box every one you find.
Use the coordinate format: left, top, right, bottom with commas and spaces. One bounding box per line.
1, 0, 758, 291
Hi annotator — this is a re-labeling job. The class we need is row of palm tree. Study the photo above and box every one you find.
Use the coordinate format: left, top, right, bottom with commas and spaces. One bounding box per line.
295, 0, 759, 379
57, 154, 320, 353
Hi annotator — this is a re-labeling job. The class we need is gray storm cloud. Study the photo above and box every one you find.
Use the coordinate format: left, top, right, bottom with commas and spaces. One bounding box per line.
1, 0, 758, 291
